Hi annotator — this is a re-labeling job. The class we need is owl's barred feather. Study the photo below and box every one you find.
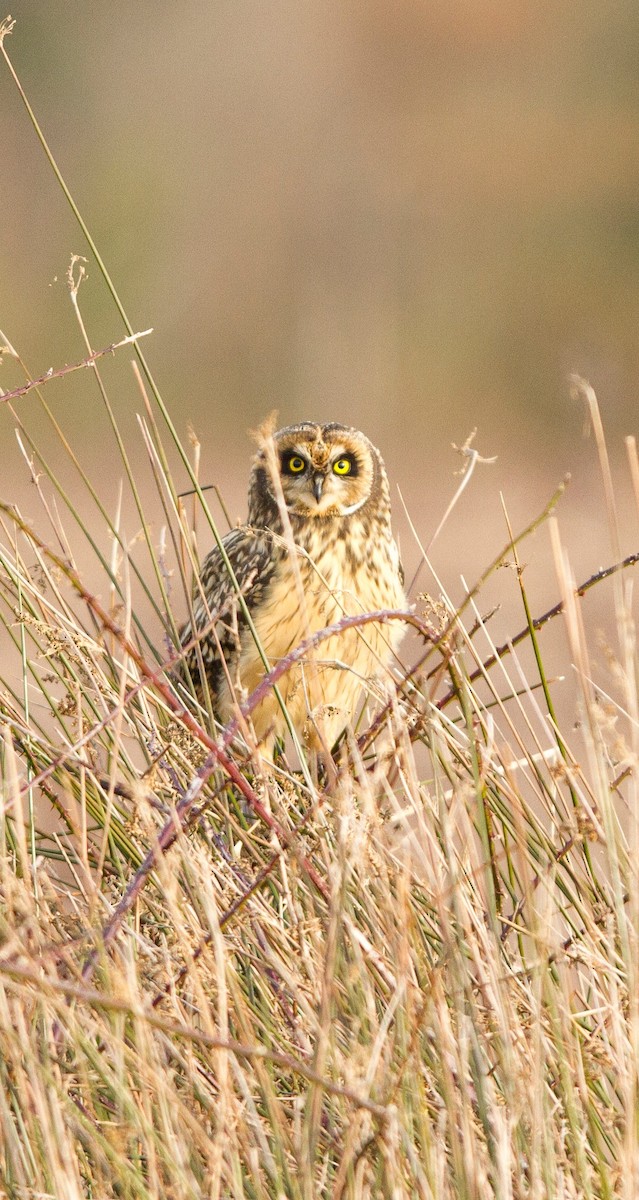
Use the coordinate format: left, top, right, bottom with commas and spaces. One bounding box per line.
179, 422, 406, 750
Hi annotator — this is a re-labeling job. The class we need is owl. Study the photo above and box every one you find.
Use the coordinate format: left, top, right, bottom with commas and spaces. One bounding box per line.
178, 422, 406, 753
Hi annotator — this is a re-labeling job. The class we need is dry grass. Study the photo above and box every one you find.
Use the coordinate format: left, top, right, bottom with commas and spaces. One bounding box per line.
2, 23, 639, 1198
0, 363, 638, 1200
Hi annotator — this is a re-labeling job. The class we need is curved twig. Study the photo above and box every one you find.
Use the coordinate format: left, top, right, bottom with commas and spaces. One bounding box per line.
0, 331, 153, 404
436, 550, 639, 709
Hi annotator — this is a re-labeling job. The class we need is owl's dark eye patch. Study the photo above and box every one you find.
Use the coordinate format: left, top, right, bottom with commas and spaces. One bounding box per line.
332, 454, 358, 477
282, 453, 307, 475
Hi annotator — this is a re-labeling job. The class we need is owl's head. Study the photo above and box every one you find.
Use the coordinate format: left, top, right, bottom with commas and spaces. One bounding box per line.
248, 422, 388, 525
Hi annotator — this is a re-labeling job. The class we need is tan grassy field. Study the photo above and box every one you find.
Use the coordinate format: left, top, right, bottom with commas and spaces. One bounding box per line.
2, 20, 639, 1198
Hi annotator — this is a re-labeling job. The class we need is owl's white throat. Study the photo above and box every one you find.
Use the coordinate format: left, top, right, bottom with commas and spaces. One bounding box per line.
338, 497, 368, 516
287, 494, 368, 519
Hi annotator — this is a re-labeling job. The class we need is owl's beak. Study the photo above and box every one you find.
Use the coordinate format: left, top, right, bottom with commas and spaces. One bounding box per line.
312, 473, 325, 502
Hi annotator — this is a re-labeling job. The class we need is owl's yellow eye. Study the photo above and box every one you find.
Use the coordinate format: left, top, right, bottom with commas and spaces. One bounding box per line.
287, 455, 306, 474
333, 457, 352, 476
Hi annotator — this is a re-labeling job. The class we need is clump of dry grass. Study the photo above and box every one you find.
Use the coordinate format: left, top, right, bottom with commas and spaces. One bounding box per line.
1, 357, 638, 1200
2, 20, 639, 1198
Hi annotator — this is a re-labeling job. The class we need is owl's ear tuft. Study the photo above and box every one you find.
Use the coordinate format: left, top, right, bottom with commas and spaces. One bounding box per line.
251, 411, 279, 449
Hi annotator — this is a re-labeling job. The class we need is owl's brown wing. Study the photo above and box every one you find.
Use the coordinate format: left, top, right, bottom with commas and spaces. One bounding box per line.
177, 525, 279, 701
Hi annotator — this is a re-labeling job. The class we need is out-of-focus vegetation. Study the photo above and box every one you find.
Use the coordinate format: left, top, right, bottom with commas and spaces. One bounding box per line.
2, 2, 639, 646
3, 3, 639, 456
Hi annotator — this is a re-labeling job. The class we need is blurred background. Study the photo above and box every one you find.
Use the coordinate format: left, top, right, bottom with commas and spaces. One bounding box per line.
1, 1, 638, 713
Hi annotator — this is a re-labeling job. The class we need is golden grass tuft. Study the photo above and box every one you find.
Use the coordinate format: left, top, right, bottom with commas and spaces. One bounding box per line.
0, 371, 638, 1197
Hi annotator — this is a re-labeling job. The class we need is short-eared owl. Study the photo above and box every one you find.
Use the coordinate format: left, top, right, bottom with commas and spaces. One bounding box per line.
179, 422, 406, 751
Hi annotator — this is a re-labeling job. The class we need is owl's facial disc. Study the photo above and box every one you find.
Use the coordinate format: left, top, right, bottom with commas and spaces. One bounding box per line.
278, 440, 372, 518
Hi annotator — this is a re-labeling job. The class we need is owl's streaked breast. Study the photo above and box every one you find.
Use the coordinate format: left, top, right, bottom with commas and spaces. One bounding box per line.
215, 513, 405, 746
